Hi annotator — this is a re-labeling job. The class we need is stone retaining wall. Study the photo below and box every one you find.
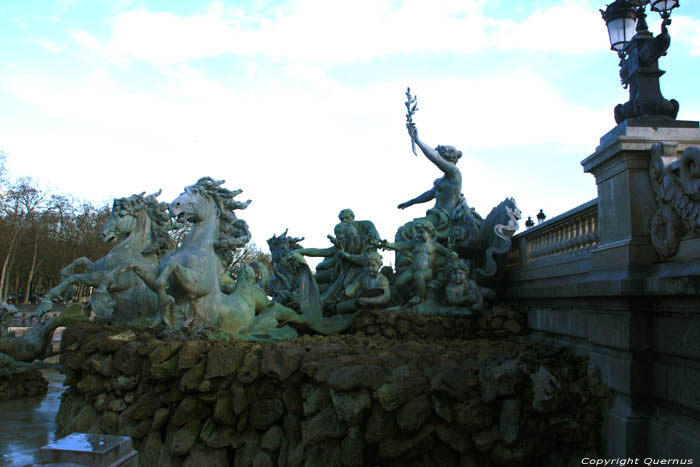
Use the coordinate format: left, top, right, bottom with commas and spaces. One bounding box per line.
56, 316, 609, 467
347, 305, 526, 340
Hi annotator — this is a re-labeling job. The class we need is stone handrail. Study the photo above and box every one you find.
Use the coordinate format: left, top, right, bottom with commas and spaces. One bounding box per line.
507, 199, 599, 271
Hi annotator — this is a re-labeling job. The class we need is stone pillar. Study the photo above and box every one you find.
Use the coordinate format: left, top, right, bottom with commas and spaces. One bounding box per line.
582, 119, 700, 271
580, 118, 700, 457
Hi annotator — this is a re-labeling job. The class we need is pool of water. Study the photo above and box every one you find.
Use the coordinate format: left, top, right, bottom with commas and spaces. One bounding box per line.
0, 368, 65, 467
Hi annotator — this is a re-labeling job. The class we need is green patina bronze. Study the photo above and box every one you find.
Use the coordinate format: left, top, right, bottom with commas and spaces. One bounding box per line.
41, 90, 520, 336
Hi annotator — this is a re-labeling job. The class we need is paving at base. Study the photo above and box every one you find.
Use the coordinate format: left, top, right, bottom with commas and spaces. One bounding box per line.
0, 368, 64, 467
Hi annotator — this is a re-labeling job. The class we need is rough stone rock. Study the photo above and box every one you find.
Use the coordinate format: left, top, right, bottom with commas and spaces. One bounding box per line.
232, 381, 252, 415
140, 431, 163, 467
200, 418, 235, 448
0, 370, 49, 400
152, 408, 170, 430
454, 398, 496, 430
252, 450, 274, 467
237, 349, 261, 383
108, 398, 128, 412
151, 356, 178, 381
429, 365, 477, 399
396, 394, 432, 433
283, 412, 302, 440
340, 426, 364, 467
302, 406, 347, 445
101, 411, 119, 434
89, 353, 112, 376
472, 426, 500, 452
213, 394, 235, 425
374, 365, 428, 411
178, 340, 210, 370
149, 341, 182, 365
128, 420, 151, 439
479, 359, 525, 403
261, 425, 284, 451
302, 385, 331, 416
182, 443, 228, 467
436, 425, 472, 453
365, 404, 398, 443
377, 425, 435, 459
249, 397, 284, 430
490, 440, 536, 466
431, 395, 453, 423
156, 443, 181, 467
282, 385, 303, 415
234, 432, 261, 467
503, 319, 522, 334
261, 342, 304, 381
307, 356, 360, 382
112, 342, 143, 376
499, 398, 521, 445
113, 375, 139, 391
330, 389, 371, 425
76, 374, 104, 395
170, 419, 202, 456
171, 396, 208, 426
206, 342, 245, 379
325, 364, 388, 391
180, 359, 205, 393
94, 393, 108, 411
128, 391, 158, 421
430, 441, 457, 467
531, 366, 568, 414
303, 438, 341, 467
548, 413, 583, 444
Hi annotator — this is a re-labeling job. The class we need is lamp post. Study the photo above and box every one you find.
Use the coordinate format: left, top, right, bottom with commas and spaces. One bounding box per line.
601, 0, 680, 124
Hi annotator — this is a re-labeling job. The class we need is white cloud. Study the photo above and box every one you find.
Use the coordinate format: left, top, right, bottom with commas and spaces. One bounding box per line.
672, 15, 700, 56
36, 39, 65, 52
492, 1, 609, 53
3, 61, 604, 250
70, 0, 608, 66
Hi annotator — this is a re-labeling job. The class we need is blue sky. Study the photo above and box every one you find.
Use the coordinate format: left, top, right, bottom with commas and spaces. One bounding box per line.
1, 0, 700, 258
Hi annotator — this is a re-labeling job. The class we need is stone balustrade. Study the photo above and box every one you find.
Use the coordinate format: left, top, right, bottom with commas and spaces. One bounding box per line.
507, 199, 598, 272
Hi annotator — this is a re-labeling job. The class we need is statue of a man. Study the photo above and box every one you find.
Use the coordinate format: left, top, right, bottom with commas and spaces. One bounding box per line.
398, 124, 463, 235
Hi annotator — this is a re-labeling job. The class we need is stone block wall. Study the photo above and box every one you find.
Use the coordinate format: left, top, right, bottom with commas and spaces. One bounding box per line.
56, 318, 609, 467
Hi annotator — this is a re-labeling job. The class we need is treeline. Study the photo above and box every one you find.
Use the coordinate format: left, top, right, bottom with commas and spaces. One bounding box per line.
0, 152, 269, 305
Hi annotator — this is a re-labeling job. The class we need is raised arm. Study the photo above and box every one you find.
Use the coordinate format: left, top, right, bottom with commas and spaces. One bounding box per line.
408, 124, 460, 177
293, 247, 335, 258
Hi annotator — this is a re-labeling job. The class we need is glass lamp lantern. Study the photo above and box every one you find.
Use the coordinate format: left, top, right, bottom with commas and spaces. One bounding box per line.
650, 0, 679, 15
601, 0, 637, 53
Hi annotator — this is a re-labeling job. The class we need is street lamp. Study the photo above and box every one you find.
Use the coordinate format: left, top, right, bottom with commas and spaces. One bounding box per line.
601, 0, 680, 123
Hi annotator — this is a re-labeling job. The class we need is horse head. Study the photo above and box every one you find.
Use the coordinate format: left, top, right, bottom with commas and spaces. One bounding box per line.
100, 192, 147, 243
100, 190, 171, 256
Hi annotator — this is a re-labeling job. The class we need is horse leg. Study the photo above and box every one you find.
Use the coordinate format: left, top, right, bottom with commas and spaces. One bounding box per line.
60, 257, 94, 280
34, 271, 103, 318
155, 262, 177, 328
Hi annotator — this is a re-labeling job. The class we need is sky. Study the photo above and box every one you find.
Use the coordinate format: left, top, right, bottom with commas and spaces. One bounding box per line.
1, 0, 700, 263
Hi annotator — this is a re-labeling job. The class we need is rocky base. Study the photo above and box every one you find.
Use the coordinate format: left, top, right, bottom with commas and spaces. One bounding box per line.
347, 304, 526, 340
56, 313, 610, 467
0, 369, 49, 400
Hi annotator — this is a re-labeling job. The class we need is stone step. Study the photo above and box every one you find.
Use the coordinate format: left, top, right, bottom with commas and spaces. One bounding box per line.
38, 433, 138, 466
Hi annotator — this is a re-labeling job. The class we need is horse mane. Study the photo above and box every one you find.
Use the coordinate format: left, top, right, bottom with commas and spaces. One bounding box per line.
112, 190, 173, 257
193, 177, 252, 266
